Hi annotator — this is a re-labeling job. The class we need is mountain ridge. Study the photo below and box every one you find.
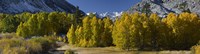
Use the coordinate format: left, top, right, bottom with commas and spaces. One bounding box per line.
0, 0, 84, 14
128, 0, 200, 17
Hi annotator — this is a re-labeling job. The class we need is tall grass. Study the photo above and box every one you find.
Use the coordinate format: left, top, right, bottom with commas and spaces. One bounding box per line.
0, 34, 58, 54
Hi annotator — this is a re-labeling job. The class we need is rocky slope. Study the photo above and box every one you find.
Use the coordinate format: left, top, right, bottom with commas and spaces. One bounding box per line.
128, 0, 200, 17
0, 0, 84, 14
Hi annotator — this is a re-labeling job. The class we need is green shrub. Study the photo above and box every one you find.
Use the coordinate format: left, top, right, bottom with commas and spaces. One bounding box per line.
58, 36, 63, 42
3, 47, 28, 54
0, 38, 42, 54
28, 36, 57, 52
1, 33, 19, 39
25, 40, 42, 53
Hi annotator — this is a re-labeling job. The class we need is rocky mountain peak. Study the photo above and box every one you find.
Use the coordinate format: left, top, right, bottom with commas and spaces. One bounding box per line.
128, 0, 200, 17
0, 0, 84, 14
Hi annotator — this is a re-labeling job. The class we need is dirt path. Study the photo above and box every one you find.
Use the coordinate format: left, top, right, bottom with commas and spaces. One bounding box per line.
56, 44, 191, 54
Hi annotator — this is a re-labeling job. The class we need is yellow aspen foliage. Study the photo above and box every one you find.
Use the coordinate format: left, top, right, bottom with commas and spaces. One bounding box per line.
112, 13, 137, 50
67, 25, 76, 45
101, 17, 113, 46
67, 16, 113, 47
163, 12, 200, 50
66, 12, 200, 50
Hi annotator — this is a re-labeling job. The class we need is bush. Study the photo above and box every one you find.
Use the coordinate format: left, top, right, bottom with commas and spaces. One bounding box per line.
0, 34, 58, 54
1, 33, 19, 39
3, 47, 28, 54
28, 36, 58, 52
58, 36, 64, 42
0, 38, 42, 54
191, 45, 200, 54
64, 49, 75, 54
25, 40, 42, 53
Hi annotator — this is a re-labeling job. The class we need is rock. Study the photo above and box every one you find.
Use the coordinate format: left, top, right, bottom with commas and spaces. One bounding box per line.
128, 0, 200, 17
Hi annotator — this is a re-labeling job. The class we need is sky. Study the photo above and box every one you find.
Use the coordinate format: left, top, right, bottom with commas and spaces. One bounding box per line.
68, 0, 141, 13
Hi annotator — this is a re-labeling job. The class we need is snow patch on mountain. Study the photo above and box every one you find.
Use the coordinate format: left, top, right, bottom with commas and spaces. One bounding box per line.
99, 12, 123, 18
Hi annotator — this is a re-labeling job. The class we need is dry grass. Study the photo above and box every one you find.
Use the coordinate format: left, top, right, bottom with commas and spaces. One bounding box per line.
56, 44, 191, 54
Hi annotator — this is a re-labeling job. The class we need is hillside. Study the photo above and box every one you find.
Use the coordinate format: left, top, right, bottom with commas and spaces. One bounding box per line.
0, 0, 84, 14
128, 0, 200, 17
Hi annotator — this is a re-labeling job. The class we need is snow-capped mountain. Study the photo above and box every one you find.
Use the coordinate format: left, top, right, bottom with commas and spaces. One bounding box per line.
87, 12, 123, 20
0, 0, 84, 14
99, 12, 123, 18
86, 12, 98, 16
128, 0, 200, 17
